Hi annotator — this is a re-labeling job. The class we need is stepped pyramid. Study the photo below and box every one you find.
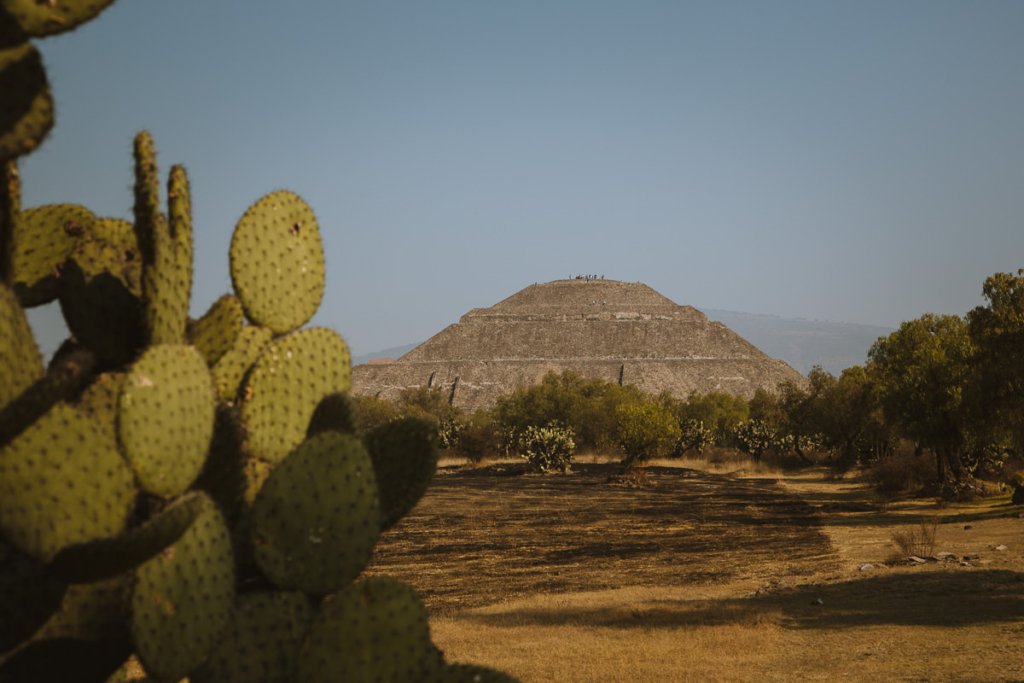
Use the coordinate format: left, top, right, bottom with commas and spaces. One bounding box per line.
352, 279, 805, 410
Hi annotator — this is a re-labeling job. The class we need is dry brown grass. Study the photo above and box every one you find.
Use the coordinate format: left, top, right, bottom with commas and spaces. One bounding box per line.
369, 457, 1024, 682
890, 517, 939, 558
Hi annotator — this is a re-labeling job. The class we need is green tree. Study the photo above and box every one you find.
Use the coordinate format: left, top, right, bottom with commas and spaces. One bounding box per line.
967, 269, 1024, 454
493, 370, 641, 452
674, 391, 748, 447
814, 365, 891, 465
868, 313, 975, 482
615, 398, 681, 469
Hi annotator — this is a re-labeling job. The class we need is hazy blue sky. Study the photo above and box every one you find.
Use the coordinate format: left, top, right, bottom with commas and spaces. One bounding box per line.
21, 1, 1024, 357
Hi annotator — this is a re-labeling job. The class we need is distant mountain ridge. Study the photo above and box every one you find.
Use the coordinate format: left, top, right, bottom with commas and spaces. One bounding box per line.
699, 309, 892, 376
352, 309, 892, 378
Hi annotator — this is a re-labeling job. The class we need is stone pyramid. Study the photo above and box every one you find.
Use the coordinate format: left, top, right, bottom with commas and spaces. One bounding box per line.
352, 279, 805, 410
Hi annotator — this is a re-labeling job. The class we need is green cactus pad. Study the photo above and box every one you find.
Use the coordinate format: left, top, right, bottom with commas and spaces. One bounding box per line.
0, 283, 42, 411
0, 540, 66, 652
118, 344, 215, 497
192, 591, 313, 683
130, 494, 234, 681
131, 131, 159, 265
250, 431, 379, 594
295, 577, 441, 683
11, 203, 95, 306
193, 406, 248, 526
306, 392, 358, 437
0, 42, 53, 162
58, 218, 145, 365
0, 403, 136, 561
188, 294, 244, 365
229, 190, 324, 334
49, 492, 206, 583
76, 371, 124, 425
211, 325, 272, 404
1, 161, 18, 283
0, 344, 95, 449
141, 163, 192, 345
239, 327, 351, 463
432, 664, 521, 683
1, 0, 118, 38
364, 417, 439, 531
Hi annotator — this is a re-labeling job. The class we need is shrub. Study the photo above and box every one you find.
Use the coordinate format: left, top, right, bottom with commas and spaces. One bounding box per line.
867, 448, 933, 497
890, 518, 939, 558
351, 394, 401, 435
517, 424, 575, 473
1011, 470, 1024, 505
454, 409, 500, 463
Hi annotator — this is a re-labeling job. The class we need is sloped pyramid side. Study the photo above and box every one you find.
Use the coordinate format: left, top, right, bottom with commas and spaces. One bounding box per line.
353, 279, 806, 410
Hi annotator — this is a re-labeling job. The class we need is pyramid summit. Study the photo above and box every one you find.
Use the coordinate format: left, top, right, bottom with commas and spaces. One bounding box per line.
352, 279, 806, 410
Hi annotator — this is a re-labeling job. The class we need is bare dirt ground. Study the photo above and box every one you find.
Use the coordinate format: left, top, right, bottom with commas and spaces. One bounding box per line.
368, 457, 1024, 682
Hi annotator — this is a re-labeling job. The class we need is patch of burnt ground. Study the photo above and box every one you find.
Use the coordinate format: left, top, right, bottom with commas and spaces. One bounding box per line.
368, 463, 837, 613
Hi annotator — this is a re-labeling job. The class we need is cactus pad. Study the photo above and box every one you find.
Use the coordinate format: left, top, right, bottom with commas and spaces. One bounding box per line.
11, 203, 95, 306
142, 163, 192, 345
211, 325, 272, 403
59, 218, 145, 365
364, 417, 439, 530
229, 190, 324, 334
49, 492, 206, 583
0, 344, 96, 449
188, 294, 243, 365
306, 392, 358, 437
130, 494, 234, 681
239, 327, 351, 463
0, 42, 53, 162
0, 403, 136, 561
118, 344, 215, 497
250, 431, 380, 594
1, 0, 118, 38
0, 282, 42, 410
192, 591, 313, 683
193, 407, 248, 529
295, 576, 441, 683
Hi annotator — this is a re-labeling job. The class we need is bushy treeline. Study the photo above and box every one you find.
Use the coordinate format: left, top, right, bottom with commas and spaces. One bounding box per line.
353, 270, 1024, 496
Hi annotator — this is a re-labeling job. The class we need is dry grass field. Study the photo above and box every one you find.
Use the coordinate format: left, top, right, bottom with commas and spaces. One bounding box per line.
368, 457, 1024, 682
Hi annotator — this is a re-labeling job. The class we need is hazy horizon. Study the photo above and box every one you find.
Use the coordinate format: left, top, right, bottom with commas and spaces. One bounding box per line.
20, 1, 1024, 356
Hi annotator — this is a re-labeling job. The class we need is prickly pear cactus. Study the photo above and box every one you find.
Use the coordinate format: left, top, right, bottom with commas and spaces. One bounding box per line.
0, 127, 519, 682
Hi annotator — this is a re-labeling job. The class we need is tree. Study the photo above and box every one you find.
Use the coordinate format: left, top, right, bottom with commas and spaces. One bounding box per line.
814, 365, 891, 465
775, 368, 833, 464
615, 399, 681, 469
867, 313, 975, 482
493, 370, 642, 452
674, 391, 749, 447
967, 269, 1024, 454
